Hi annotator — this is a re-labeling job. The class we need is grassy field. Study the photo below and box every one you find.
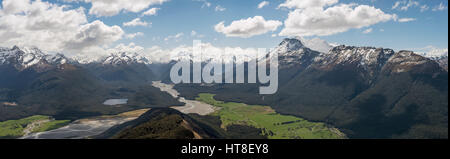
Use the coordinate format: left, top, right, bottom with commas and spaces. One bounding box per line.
0, 115, 70, 138
196, 93, 346, 139
31, 120, 71, 133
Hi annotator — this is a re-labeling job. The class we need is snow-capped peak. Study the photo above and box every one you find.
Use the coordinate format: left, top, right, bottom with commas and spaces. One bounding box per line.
45, 53, 69, 65
315, 45, 395, 75
416, 47, 448, 60
102, 52, 151, 65
296, 37, 334, 53
0, 46, 69, 70
0, 45, 47, 69
272, 38, 321, 67
277, 38, 306, 53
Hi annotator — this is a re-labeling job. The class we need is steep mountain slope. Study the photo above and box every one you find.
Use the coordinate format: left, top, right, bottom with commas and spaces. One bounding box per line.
97, 108, 224, 139
97, 108, 267, 139
84, 52, 156, 83
273, 46, 447, 138
0, 46, 181, 121
417, 49, 448, 71
429, 55, 448, 72
175, 38, 448, 139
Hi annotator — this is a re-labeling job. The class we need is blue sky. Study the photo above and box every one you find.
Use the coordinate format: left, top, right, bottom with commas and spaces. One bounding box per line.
0, 0, 448, 58
88, 0, 448, 50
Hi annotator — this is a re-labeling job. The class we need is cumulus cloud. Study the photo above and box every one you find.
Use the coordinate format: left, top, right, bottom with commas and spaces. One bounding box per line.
258, 1, 269, 9
64, 20, 124, 50
67, 0, 170, 17
1, 0, 32, 14
0, 0, 124, 56
279, 3, 395, 37
214, 16, 282, 38
123, 18, 150, 27
279, 0, 338, 9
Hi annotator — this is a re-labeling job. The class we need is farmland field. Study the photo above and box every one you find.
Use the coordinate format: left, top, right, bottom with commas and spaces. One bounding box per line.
0, 115, 70, 139
196, 93, 346, 139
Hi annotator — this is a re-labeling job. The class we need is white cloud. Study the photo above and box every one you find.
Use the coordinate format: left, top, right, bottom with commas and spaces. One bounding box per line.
401, 0, 419, 11
0, 0, 123, 56
191, 30, 205, 38
258, 1, 269, 9
109, 43, 145, 53
363, 28, 373, 34
214, 16, 282, 38
123, 18, 150, 27
64, 20, 124, 51
279, 4, 395, 37
297, 37, 334, 53
414, 46, 448, 58
1, 0, 31, 14
191, 31, 197, 36
279, 0, 338, 9
433, 2, 448, 11
193, 0, 211, 8
398, 18, 416, 23
420, 5, 429, 12
68, 0, 170, 17
142, 8, 160, 16
144, 42, 263, 64
126, 32, 144, 39
215, 5, 226, 12
164, 33, 184, 42
392, 1, 401, 9
392, 0, 431, 11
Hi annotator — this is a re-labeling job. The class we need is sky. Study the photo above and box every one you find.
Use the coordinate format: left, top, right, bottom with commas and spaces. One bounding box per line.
0, 0, 448, 61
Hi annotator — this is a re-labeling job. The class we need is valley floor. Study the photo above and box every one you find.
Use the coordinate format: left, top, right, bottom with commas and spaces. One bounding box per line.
196, 93, 346, 139
13, 109, 149, 139
153, 81, 346, 139
152, 81, 217, 115
3, 82, 346, 139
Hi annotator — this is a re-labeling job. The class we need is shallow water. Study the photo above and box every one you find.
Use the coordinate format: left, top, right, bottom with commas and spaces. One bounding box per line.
103, 99, 128, 105
152, 81, 215, 115
21, 117, 136, 139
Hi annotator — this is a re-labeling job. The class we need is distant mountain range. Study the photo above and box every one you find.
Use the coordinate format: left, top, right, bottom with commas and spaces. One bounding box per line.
174, 38, 448, 139
1, 39, 446, 71
0, 38, 448, 139
0, 46, 181, 122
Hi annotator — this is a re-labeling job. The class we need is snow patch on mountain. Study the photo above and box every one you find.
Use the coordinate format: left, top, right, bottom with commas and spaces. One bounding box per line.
1, 46, 46, 69
102, 52, 151, 65
415, 46, 448, 59
0, 46, 70, 70
297, 37, 334, 53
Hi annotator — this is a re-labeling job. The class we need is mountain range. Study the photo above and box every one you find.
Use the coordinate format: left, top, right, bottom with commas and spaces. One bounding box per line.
0, 38, 448, 138
174, 38, 448, 139
0, 46, 182, 121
